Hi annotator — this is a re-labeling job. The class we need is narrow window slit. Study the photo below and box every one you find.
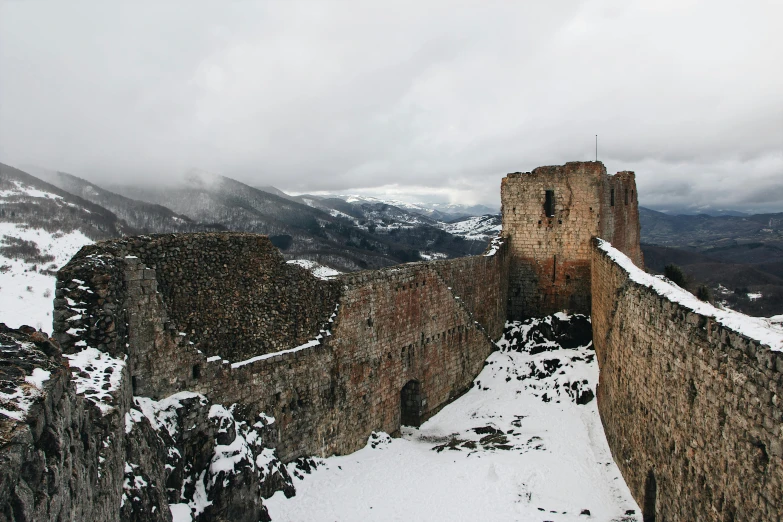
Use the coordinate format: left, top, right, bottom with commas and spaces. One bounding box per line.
544, 190, 555, 217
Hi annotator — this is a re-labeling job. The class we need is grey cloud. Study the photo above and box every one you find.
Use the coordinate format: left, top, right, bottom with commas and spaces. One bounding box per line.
0, 1, 781, 210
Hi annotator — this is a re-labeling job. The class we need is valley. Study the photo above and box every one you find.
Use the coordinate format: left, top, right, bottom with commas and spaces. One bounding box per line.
2, 161, 782, 326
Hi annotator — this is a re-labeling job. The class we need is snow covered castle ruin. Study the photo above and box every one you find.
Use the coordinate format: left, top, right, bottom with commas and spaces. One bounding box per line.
1, 161, 780, 521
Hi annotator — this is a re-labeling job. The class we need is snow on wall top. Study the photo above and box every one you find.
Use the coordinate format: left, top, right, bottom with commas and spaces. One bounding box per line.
597, 239, 783, 352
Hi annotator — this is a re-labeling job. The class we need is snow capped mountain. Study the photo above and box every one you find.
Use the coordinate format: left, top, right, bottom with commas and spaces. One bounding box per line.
343, 194, 434, 214
430, 201, 500, 218
320, 194, 499, 221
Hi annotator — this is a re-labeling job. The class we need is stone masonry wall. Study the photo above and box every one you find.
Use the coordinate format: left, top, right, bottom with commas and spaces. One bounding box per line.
432, 244, 510, 340
138, 234, 340, 361
591, 239, 783, 521
501, 161, 642, 320
75, 234, 340, 362
185, 243, 508, 461
53, 233, 509, 463
164, 253, 504, 462
599, 171, 643, 267
502, 162, 604, 318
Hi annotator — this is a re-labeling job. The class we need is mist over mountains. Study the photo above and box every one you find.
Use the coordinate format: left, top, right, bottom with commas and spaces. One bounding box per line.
3, 160, 783, 317
1, 163, 495, 274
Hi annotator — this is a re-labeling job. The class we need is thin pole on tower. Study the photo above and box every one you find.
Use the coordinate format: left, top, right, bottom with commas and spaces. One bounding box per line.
595, 135, 598, 162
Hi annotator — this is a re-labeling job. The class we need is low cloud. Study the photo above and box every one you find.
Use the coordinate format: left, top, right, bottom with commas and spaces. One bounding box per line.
0, 1, 781, 211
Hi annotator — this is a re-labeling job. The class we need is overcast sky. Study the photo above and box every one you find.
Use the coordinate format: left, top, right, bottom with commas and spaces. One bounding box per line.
1, 1, 781, 211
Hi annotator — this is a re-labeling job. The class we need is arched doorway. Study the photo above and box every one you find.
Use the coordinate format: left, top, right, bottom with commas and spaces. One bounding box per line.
400, 380, 424, 427
643, 469, 657, 522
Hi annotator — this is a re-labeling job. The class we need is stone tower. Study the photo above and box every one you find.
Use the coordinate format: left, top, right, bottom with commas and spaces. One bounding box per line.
501, 161, 643, 319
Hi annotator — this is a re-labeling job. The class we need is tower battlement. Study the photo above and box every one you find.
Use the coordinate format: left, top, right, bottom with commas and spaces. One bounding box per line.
501, 161, 642, 319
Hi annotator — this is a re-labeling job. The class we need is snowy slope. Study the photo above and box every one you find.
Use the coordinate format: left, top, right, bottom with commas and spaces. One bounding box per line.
438, 214, 502, 241
266, 315, 642, 522
0, 222, 91, 331
286, 259, 342, 280
0, 170, 100, 330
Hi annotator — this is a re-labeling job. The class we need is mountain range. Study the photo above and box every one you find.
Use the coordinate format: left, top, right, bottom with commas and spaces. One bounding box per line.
1, 164, 497, 276
2, 161, 782, 324
639, 207, 783, 316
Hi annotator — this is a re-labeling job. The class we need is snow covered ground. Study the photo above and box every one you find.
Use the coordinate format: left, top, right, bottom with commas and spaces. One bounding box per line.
286, 259, 342, 280
266, 316, 642, 522
0, 222, 92, 331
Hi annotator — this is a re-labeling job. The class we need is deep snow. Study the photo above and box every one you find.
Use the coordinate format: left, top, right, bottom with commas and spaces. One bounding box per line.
266, 316, 642, 522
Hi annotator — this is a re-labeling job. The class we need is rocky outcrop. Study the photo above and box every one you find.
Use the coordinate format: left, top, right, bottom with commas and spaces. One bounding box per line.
0, 325, 293, 521
121, 393, 293, 522
0, 324, 125, 521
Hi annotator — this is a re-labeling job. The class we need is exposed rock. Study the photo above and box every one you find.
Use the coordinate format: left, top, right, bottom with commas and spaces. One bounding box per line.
0, 325, 292, 521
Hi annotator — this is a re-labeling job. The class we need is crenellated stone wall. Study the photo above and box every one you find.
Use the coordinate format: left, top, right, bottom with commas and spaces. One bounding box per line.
591, 239, 783, 521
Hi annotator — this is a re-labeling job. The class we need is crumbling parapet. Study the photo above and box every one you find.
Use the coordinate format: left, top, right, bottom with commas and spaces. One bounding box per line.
501, 161, 642, 319
51, 231, 510, 464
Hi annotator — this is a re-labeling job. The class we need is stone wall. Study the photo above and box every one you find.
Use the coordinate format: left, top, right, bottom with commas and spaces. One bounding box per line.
325, 258, 500, 450
432, 246, 510, 340
53, 233, 509, 463
502, 162, 603, 318
501, 161, 642, 319
599, 171, 643, 267
189, 242, 509, 462
55, 233, 339, 363
591, 239, 782, 521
